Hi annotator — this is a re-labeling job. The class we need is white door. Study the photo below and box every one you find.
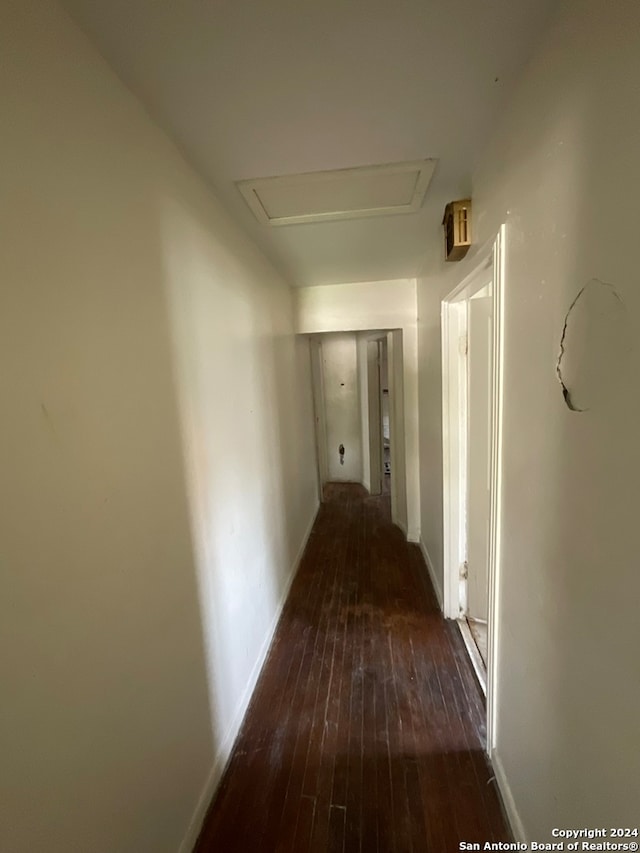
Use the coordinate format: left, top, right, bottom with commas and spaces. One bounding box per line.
466, 292, 492, 621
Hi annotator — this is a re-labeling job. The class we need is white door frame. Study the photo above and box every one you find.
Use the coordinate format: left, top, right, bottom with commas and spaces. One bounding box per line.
441, 225, 506, 755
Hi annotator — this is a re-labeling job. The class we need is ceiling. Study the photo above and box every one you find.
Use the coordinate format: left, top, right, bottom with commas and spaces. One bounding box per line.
60, 0, 557, 287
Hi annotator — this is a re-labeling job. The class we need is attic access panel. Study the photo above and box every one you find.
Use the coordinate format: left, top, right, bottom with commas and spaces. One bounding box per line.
237, 160, 437, 226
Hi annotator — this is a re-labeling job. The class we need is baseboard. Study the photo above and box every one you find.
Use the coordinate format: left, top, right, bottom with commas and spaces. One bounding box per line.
419, 537, 444, 610
290, 499, 320, 577
178, 500, 320, 853
177, 712, 239, 853
491, 749, 527, 844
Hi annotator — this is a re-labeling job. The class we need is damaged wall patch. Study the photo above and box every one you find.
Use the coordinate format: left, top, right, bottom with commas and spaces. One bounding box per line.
556, 278, 629, 412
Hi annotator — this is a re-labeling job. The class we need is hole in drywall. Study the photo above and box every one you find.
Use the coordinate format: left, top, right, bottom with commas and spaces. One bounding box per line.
556, 278, 631, 412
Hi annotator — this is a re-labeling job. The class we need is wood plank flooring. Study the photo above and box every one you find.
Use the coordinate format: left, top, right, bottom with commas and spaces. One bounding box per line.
194, 484, 510, 852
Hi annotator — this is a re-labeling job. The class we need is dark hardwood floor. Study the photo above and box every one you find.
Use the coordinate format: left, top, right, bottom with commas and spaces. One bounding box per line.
194, 484, 510, 852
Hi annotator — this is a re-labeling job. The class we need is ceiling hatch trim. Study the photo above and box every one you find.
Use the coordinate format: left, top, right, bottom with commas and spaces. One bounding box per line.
236, 159, 437, 226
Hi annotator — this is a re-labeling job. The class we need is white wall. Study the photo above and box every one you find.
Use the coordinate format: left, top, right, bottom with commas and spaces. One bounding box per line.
298, 278, 418, 332
297, 279, 421, 541
309, 338, 329, 493
417, 0, 640, 838
0, 2, 318, 851
319, 333, 363, 482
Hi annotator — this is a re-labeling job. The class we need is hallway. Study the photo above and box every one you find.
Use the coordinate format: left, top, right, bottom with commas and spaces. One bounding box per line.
195, 485, 510, 852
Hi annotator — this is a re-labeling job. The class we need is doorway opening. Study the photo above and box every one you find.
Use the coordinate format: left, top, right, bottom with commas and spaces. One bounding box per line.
441, 227, 505, 754
358, 330, 407, 533
379, 339, 391, 494
308, 329, 409, 537
361, 334, 390, 498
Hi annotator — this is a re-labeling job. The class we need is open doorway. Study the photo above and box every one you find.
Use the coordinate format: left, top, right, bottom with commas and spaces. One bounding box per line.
360, 330, 407, 533
441, 227, 505, 753
379, 339, 391, 494
361, 334, 390, 497
308, 329, 409, 537
462, 282, 492, 683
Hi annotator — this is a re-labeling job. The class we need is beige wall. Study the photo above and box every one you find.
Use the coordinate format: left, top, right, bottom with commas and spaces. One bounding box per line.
0, 2, 318, 851
417, 0, 640, 838
297, 279, 420, 540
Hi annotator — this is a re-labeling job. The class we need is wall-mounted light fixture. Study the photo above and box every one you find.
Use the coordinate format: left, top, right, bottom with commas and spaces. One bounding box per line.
443, 199, 472, 261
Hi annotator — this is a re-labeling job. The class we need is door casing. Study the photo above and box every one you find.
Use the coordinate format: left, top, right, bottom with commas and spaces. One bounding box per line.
441, 226, 506, 755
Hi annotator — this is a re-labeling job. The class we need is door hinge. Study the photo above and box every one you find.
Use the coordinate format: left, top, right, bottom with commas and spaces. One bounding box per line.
459, 333, 468, 356
460, 561, 469, 580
